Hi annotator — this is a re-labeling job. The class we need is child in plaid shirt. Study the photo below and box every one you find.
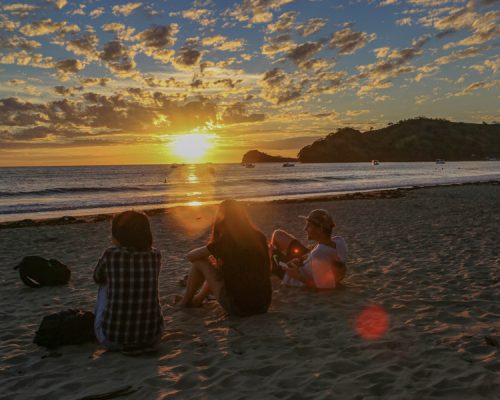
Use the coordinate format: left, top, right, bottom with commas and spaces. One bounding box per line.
93, 210, 163, 355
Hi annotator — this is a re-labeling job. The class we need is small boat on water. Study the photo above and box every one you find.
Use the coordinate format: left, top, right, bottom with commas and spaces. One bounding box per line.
282, 162, 295, 167
435, 159, 446, 164
371, 160, 380, 166
245, 163, 255, 168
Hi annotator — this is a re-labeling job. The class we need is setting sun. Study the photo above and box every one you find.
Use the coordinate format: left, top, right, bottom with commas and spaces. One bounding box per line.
170, 133, 214, 161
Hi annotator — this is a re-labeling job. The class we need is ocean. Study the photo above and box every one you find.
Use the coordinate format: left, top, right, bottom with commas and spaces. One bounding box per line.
0, 162, 499, 222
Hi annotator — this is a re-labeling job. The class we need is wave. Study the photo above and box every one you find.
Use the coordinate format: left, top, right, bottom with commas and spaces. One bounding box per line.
244, 176, 350, 184
0, 175, 352, 197
0, 184, 166, 197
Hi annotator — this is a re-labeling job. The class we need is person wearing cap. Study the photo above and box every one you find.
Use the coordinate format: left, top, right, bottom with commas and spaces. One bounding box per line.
270, 209, 347, 289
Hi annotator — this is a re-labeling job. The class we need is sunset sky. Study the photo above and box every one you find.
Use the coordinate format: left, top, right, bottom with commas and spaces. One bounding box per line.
0, 0, 498, 166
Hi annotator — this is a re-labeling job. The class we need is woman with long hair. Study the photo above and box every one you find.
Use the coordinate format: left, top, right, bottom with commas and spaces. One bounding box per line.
178, 199, 272, 316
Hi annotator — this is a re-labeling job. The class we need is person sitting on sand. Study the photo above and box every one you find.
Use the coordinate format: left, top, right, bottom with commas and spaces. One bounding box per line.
178, 199, 272, 317
93, 210, 163, 355
270, 209, 347, 289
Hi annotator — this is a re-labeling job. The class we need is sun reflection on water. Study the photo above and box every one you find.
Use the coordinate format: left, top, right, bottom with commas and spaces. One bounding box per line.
187, 174, 199, 183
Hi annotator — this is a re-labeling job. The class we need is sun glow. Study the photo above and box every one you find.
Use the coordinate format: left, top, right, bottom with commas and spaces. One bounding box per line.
170, 133, 214, 161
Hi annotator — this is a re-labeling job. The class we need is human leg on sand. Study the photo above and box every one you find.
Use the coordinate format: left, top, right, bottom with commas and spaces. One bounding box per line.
179, 259, 223, 307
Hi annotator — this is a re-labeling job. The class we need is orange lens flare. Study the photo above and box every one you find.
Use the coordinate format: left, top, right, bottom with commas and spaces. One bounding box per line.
169, 204, 216, 238
355, 305, 389, 340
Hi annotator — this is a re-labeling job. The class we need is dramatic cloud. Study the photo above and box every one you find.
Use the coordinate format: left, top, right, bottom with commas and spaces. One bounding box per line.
55, 59, 85, 80
135, 24, 179, 62
0, 50, 54, 69
7, 79, 41, 96
453, 79, 500, 96
299, 58, 330, 72
286, 41, 324, 66
112, 3, 142, 17
0, 0, 497, 153
54, 85, 78, 96
0, 97, 47, 127
0, 15, 20, 31
0, 35, 41, 50
136, 25, 178, 48
65, 34, 99, 61
0, 91, 224, 146
396, 18, 412, 26
19, 19, 80, 37
329, 27, 377, 55
221, 102, 265, 124
357, 35, 431, 83
442, 10, 499, 49
261, 34, 295, 57
201, 35, 245, 51
259, 68, 307, 104
217, 39, 246, 52
89, 7, 104, 19
101, 23, 136, 41
414, 65, 440, 81
172, 47, 202, 71
80, 77, 110, 87
297, 18, 327, 37
51, 0, 68, 10
405, 0, 443, 5
69, 4, 86, 17
179, 8, 216, 26
435, 46, 490, 65
201, 35, 225, 47
228, 0, 297, 24
266, 11, 298, 33
2, 3, 38, 17
307, 71, 347, 95
99, 40, 136, 76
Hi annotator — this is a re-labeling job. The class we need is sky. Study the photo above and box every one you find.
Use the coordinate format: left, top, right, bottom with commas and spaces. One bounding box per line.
0, 0, 498, 166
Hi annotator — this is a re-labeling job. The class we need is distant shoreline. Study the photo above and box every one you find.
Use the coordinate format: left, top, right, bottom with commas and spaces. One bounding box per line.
1, 160, 499, 169
1, 180, 498, 229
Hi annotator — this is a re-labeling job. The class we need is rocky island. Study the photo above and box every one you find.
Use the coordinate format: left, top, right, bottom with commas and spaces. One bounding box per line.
298, 118, 500, 162
242, 118, 500, 163
241, 150, 298, 163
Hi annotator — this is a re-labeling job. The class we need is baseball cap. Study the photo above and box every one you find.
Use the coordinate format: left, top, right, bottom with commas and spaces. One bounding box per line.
299, 209, 335, 230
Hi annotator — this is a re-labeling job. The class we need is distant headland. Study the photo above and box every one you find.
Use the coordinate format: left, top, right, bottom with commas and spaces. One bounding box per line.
242, 118, 500, 163
241, 150, 298, 163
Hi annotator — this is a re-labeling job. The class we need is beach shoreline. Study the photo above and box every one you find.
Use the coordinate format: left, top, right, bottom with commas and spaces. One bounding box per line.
1, 179, 498, 228
1, 183, 499, 399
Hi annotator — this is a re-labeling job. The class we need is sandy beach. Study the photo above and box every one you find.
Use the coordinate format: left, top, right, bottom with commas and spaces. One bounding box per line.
1, 183, 498, 400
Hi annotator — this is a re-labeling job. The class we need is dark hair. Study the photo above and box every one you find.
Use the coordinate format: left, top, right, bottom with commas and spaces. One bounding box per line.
313, 223, 333, 236
112, 210, 153, 251
209, 199, 262, 248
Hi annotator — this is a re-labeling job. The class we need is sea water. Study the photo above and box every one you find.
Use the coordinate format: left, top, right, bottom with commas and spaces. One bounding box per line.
0, 162, 498, 222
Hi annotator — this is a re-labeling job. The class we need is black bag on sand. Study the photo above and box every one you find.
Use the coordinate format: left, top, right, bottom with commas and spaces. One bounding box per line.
34, 309, 96, 349
14, 256, 71, 288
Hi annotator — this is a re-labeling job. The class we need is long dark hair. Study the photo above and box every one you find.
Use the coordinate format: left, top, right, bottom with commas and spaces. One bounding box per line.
209, 199, 263, 249
112, 210, 153, 251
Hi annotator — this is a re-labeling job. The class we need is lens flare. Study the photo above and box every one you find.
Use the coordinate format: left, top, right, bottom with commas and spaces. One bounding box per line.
168, 204, 216, 238
355, 305, 389, 340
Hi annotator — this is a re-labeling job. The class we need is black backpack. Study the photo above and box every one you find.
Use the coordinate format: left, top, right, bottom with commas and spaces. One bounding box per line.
34, 309, 96, 349
14, 256, 71, 288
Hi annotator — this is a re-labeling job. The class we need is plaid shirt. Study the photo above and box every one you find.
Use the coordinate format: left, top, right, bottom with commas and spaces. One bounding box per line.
93, 246, 163, 345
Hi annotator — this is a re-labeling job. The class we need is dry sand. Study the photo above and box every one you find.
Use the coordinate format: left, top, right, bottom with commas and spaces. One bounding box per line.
0, 184, 499, 399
